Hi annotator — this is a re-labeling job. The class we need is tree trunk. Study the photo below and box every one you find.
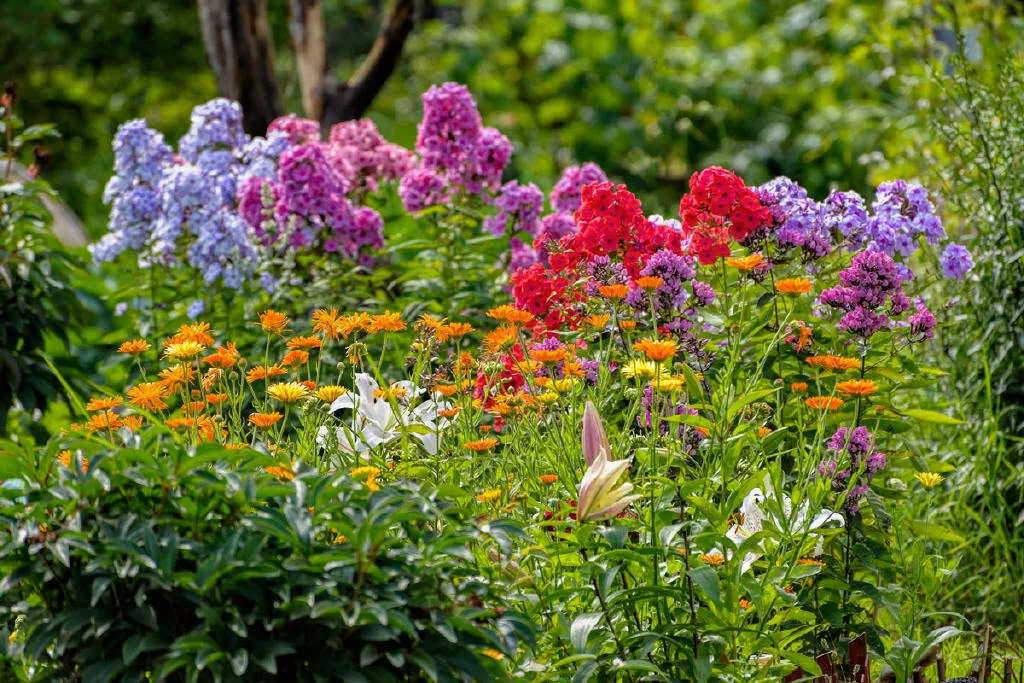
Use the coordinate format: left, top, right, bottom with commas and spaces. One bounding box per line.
197, 0, 283, 135
290, 0, 328, 122
320, 0, 416, 126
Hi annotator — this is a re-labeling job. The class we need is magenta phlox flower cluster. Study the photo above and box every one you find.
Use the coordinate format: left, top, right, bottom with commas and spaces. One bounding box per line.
820, 250, 910, 338
820, 426, 886, 512
328, 119, 417, 193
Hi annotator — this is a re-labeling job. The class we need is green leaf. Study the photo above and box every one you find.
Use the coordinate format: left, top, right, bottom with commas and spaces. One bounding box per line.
122, 633, 164, 666
570, 613, 603, 652
688, 565, 722, 608
907, 520, 966, 543
900, 408, 964, 425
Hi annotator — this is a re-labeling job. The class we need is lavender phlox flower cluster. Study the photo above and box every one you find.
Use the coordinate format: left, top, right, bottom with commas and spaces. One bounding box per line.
647, 214, 682, 231
179, 99, 247, 164
583, 256, 630, 297
551, 163, 608, 214
821, 190, 868, 240
628, 248, 697, 312
820, 426, 886, 512
539, 213, 577, 239
908, 298, 937, 340
484, 181, 544, 237
398, 168, 448, 213
756, 176, 831, 258
240, 131, 292, 181
267, 114, 321, 144
940, 243, 974, 280
820, 250, 909, 338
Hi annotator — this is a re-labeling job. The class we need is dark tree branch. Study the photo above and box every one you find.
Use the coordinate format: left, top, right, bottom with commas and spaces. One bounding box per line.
197, 0, 283, 135
289, 0, 327, 122
321, 0, 416, 126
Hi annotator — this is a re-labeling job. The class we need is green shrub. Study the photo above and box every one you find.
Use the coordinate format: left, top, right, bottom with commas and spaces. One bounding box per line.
0, 440, 533, 682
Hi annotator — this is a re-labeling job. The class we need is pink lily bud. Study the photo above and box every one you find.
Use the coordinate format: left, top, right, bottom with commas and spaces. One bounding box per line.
581, 400, 610, 466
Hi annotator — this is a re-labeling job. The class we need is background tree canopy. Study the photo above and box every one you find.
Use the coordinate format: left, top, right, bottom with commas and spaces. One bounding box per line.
2, 0, 976, 237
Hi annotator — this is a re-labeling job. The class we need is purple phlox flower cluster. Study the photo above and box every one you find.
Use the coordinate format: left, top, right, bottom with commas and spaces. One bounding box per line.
92, 120, 172, 262
398, 168, 448, 213
583, 256, 630, 297
628, 248, 697, 313
821, 190, 868, 241
484, 181, 544, 237
862, 180, 945, 259
328, 119, 417, 193
411, 83, 512, 196
647, 214, 682, 231
186, 300, 206, 320
267, 114, 321, 145
539, 213, 577, 239
179, 99, 247, 165
940, 243, 974, 280
908, 297, 937, 340
240, 131, 292, 181
820, 426, 886, 512
756, 177, 832, 258
551, 163, 608, 214
819, 250, 909, 338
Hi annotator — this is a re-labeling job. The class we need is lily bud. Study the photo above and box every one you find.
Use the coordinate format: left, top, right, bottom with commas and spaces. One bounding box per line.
581, 400, 610, 466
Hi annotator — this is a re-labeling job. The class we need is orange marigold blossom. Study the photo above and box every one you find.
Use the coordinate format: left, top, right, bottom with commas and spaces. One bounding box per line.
836, 379, 878, 397
619, 320, 637, 330
281, 349, 309, 367
57, 450, 88, 473
465, 438, 499, 451
583, 313, 611, 328
122, 415, 144, 431
530, 347, 568, 364
249, 412, 283, 428
700, 552, 725, 566
287, 335, 322, 350
598, 283, 630, 299
796, 558, 826, 567
634, 338, 678, 362
162, 340, 206, 361
265, 465, 294, 480
437, 407, 461, 418
367, 311, 406, 333
791, 382, 809, 392
434, 384, 459, 397
267, 382, 310, 404
805, 396, 844, 411
158, 365, 196, 391
206, 393, 228, 405
311, 308, 343, 340
476, 489, 501, 503
171, 321, 216, 346
201, 368, 221, 392
314, 385, 347, 402
739, 599, 752, 610
758, 426, 772, 438
725, 253, 764, 271
118, 338, 151, 356
635, 276, 664, 290
483, 325, 518, 352
127, 382, 169, 411
437, 322, 474, 341
300, 380, 317, 391
246, 365, 286, 383
456, 351, 476, 373
775, 277, 814, 295
86, 396, 122, 411
256, 309, 289, 335
203, 342, 241, 369
487, 305, 533, 324
373, 384, 408, 401
806, 355, 861, 371
562, 361, 585, 378
539, 474, 558, 484
87, 411, 123, 433
183, 401, 206, 414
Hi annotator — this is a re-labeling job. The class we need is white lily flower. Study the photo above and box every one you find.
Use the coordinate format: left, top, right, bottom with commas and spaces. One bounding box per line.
322, 373, 452, 458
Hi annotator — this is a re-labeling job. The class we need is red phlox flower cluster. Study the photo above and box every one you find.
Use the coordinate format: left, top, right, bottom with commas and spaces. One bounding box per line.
511, 264, 580, 330
678, 167, 771, 264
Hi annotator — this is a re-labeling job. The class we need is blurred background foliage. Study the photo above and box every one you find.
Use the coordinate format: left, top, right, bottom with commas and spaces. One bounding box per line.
4, 0, 1024, 636
2, 0, 1007, 236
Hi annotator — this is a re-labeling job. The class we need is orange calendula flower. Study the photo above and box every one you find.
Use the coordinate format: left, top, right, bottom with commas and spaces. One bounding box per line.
336, 312, 373, 337
118, 338, 151, 356
530, 347, 568, 364
634, 338, 678, 362
203, 342, 241, 369
183, 400, 206, 415
122, 415, 144, 431
281, 349, 309, 367
482, 649, 505, 662
539, 474, 558, 485
635, 276, 664, 290
598, 283, 629, 300
417, 314, 444, 331
796, 558, 826, 567
806, 355, 861, 371
805, 396, 844, 411
249, 412, 283, 429
87, 411, 123, 433
725, 253, 764, 271
456, 352, 476, 374
483, 325, 518, 352
465, 438, 499, 451
836, 379, 878, 397
158, 365, 196, 391
350, 466, 382, 492
700, 552, 725, 566
477, 423, 494, 432
487, 305, 534, 324
790, 382, 809, 392
170, 321, 216, 346
86, 396, 122, 412
434, 384, 459, 398
246, 364, 287, 383
758, 426, 772, 438
373, 384, 409, 401
286, 335, 322, 350
619, 320, 637, 330
267, 382, 310, 404
162, 341, 206, 361
368, 311, 406, 333
583, 313, 611, 328
57, 450, 89, 473
739, 598, 752, 610
265, 465, 295, 480
775, 277, 814, 295
437, 407, 461, 418
312, 308, 343, 340
437, 322, 474, 341
476, 489, 501, 504
256, 309, 289, 335
127, 382, 169, 411
314, 385, 347, 402
206, 393, 228, 406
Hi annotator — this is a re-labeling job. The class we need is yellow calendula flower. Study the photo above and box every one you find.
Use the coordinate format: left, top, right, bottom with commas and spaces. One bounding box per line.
620, 359, 659, 380
314, 385, 347, 402
476, 489, 502, 504
267, 382, 310, 404
536, 391, 560, 405
915, 472, 944, 489
651, 376, 683, 393
162, 340, 205, 361
482, 649, 505, 661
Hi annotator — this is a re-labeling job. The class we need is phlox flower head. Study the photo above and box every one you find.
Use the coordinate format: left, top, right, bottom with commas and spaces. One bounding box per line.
550, 162, 608, 214
484, 180, 544, 237
940, 243, 974, 280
